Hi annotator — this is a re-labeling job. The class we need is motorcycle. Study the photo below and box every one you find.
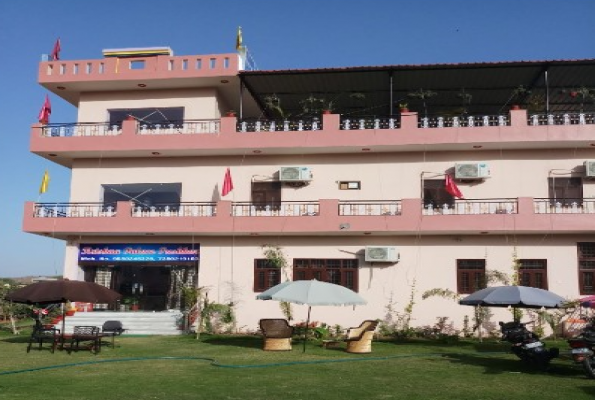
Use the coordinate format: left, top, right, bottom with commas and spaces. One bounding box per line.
567, 321, 595, 378
499, 321, 559, 369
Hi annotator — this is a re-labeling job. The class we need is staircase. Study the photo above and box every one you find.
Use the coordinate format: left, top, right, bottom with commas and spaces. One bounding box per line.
52, 311, 185, 335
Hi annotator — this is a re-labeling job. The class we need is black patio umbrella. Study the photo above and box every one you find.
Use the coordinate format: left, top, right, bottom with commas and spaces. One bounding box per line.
5, 280, 121, 333
459, 286, 566, 309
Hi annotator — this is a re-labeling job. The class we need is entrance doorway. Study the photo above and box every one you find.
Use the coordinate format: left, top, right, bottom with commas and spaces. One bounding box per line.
116, 265, 171, 311
85, 264, 197, 311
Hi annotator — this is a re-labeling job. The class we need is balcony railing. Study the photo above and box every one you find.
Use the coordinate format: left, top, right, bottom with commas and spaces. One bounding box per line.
232, 201, 319, 216
136, 119, 220, 135
339, 201, 401, 216
528, 112, 595, 126
419, 114, 509, 128
41, 123, 121, 137
131, 202, 216, 217
340, 116, 401, 130
237, 118, 321, 132
34, 202, 117, 217
423, 198, 518, 215
533, 198, 595, 214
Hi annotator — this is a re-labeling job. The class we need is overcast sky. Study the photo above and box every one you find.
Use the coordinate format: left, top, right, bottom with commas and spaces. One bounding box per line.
1, 0, 594, 277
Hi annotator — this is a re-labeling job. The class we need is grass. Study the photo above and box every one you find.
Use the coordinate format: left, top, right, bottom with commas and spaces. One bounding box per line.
0, 329, 594, 400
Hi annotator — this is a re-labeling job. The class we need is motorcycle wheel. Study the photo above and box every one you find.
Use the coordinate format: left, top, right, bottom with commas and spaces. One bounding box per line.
582, 357, 595, 379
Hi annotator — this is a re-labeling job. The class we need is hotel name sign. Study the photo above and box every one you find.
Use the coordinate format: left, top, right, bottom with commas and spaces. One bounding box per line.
79, 243, 199, 262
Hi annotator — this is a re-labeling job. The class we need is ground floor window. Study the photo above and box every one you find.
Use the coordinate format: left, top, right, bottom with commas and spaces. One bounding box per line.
293, 259, 358, 291
254, 259, 281, 292
518, 259, 548, 289
457, 259, 486, 294
579, 242, 595, 295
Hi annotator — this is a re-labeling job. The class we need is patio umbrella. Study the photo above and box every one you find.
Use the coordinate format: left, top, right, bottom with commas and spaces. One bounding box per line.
459, 285, 566, 309
256, 279, 367, 352
5, 279, 121, 334
580, 295, 595, 308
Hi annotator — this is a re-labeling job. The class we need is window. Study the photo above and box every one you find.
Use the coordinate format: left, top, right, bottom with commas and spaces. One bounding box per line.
518, 259, 548, 289
102, 183, 182, 211
251, 182, 281, 211
548, 177, 583, 206
293, 259, 358, 291
579, 243, 595, 295
339, 181, 361, 190
108, 107, 185, 128
423, 179, 454, 209
457, 259, 486, 294
254, 259, 281, 292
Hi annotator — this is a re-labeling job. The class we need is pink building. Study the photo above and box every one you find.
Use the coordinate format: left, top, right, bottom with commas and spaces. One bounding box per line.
24, 46, 595, 331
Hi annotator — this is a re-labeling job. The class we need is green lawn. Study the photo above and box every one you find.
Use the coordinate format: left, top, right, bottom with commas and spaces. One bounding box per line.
0, 330, 594, 400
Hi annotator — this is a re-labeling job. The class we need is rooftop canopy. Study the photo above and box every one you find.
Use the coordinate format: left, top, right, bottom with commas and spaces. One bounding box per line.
239, 59, 595, 119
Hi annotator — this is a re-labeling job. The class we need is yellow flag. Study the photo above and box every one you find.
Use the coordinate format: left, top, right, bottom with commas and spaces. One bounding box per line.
39, 170, 50, 194
236, 26, 243, 51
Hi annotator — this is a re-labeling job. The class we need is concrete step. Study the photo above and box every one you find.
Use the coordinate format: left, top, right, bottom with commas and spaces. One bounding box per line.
51, 311, 185, 335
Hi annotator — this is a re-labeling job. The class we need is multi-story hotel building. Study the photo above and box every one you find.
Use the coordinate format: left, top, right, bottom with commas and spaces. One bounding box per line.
24, 46, 595, 331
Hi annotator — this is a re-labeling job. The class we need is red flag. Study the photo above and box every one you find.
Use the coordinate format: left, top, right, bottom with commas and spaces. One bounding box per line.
38, 94, 51, 124
51, 38, 61, 61
221, 168, 234, 196
445, 174, 464, 198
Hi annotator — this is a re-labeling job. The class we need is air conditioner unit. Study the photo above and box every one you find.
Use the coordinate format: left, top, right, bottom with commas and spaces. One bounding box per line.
454, 162, 490, 179
365, 246, 399, 263
585, 161, 595, 178
279, 166, 312, 182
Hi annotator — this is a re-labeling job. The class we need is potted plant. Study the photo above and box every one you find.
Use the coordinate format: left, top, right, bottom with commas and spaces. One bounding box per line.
225, 110, 237, 117
407, 88, 437, 117
64, 301, 76, 316
510, 85, 531, 110
398, 102, 409, 113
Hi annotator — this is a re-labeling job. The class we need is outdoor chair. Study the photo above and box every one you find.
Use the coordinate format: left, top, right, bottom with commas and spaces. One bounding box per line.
100, 320, 125, 348
259, 318, 294, 351
27, 325, 60, 353
344, 320, 379, 354
68, 325, 101, 354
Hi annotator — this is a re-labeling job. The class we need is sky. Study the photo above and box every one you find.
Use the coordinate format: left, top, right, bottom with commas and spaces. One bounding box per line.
0, 0, 594, 278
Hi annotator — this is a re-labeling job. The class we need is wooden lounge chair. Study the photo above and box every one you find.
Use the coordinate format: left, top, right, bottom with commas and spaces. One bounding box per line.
344, 320, 379, 354
259, 318, 294, 351
68, 325, 101, 354
27, 325, 60, 353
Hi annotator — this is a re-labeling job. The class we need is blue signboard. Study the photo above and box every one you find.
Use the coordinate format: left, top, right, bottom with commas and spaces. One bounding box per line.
79, 243, 199, 263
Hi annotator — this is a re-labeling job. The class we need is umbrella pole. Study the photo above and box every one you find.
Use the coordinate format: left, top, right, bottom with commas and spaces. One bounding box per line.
303, 306, 311, 353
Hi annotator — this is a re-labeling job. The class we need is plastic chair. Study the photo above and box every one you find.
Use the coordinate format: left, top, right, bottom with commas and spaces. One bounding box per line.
101, 320, 125, 348
259, 318, 294, 351
344, 320, 378, 353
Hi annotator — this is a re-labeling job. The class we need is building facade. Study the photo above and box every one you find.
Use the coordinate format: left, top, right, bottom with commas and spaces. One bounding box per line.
24, 47, 595, 332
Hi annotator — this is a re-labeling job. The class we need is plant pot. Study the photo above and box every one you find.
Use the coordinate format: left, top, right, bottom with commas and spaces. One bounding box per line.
226, 112, 237, 117
130, 304, 140, 311
65, 310, 76, 317
400, 108, 409, 113
322, 109, 332, 115
511, 104, 521, 110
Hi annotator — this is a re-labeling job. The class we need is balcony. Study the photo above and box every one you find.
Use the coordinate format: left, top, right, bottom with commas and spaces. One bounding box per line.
31, 110, 595, 167
23, 197, 595, 239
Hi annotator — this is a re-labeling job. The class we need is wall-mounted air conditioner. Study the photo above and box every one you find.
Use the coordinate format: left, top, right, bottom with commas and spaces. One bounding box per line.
364, 246, 399, 263
584, 161, 595, 178
454, 162, 490, 179
279, 166, 312, 182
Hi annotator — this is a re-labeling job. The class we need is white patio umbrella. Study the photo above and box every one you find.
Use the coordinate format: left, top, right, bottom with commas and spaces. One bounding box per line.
256, 279, 367, 352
